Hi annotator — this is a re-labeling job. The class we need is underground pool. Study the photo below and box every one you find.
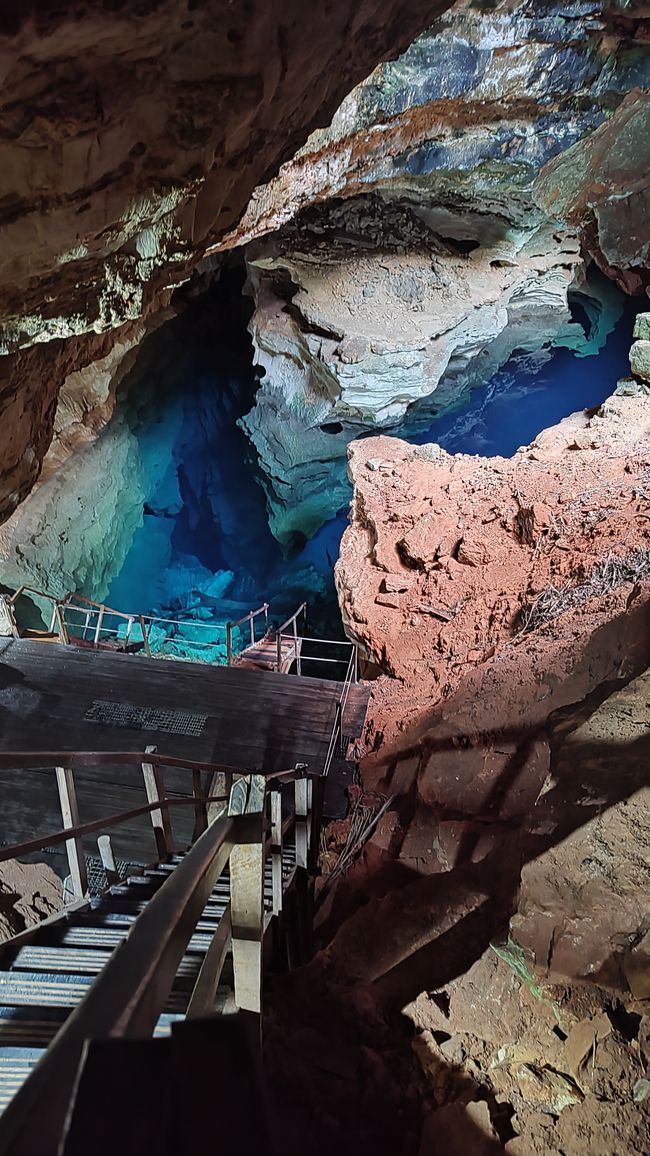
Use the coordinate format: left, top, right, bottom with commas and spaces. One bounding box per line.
99, 272, 640, 663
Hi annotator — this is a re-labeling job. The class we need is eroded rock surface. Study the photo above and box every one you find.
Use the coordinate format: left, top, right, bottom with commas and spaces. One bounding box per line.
242, 199, 611, 544
0, 859, 62, 943
237, 0, 647, 543
535, 89, 650, 295
337, 392, 650, 689
0, 0, 444, 522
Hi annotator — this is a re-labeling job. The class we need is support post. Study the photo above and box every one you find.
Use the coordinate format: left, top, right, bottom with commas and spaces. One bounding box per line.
141, 745, 173, 859
270, 789, 283, 916
192, 770, 208, 840
139, 614, 151, 657
294, 775, 309, 870
294, 617, 301, 676
229, 774, 265, 1015
55, 765, 88, 899
93, 606, 105, 646
309, 777, 325, 874
54, 604, 70, 645
97, 834, 120, 887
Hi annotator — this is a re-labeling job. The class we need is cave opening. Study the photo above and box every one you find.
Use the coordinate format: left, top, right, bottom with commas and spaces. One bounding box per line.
104, 262, 343, 656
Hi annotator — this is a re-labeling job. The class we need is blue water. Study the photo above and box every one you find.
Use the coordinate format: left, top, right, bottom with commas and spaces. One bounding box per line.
407, 316, 636, 456
104, 278, 640, 654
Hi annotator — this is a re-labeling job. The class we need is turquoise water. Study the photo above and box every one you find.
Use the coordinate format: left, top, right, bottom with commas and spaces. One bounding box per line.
104, 281, 639, 653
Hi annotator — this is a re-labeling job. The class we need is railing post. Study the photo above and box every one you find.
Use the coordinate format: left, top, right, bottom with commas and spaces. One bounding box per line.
192, 769, 208, 840
139, 614, 152, 657
276, 630, 282, 673
294, 617, 301, 676
294, 773, 309, 870
309, 778, 325, 873
55, 765, 88, 899
93, 606, 105, 646
97, 834, 120, 887
0, 594, 19, 638
264, 603, 269, 631
270, 789, 283, 916
226, 622, 233, 666
141, 744, 174, 859
54, 604, 69, 645
207, 770, 232, 822
249, 612, 255, 646
229, 774, 266, 1015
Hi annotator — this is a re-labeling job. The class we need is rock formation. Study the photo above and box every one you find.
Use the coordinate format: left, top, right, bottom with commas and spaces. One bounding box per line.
238, 0, 647, 544
330, 362, 650, 989
0, 0, 445, 524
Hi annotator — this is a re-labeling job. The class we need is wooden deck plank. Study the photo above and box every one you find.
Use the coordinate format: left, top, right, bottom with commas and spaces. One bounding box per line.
0, 638, 370, 865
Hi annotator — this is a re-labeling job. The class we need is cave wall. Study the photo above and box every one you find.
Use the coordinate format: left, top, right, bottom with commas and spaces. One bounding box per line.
0, 0, 447, 524
235, 0, 648, 545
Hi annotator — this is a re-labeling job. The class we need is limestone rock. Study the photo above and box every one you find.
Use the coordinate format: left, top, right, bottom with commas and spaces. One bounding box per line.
375, 592, 401, 609
535, 90, 650, 293
0, 0, 444, 523
630, 340, 650, 384
623, 931, 650, 1000
382, 574, 411, 594
634, 314, 650, 342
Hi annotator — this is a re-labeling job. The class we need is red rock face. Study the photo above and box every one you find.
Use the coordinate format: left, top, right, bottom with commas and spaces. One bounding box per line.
337, 395, 650, 701
0, 0, 446, 521
330, 391, 650, 995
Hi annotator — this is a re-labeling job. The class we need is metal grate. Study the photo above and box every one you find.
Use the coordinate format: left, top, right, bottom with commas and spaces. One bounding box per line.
84, 699, 208, 737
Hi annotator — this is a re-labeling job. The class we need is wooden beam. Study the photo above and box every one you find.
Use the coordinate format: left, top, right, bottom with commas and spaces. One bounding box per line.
295, 777, 309, 870
186, 905, 232, 1019
97, 834, 120, 887
141, 745, 173, 859
229, 775, 265, 1014
270, 790, 283, 916
55, 765, 88, 899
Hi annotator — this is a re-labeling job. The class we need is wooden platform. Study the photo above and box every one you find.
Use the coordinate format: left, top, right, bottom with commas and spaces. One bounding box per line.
235, 633, 301, 674
0, 639, 370, 864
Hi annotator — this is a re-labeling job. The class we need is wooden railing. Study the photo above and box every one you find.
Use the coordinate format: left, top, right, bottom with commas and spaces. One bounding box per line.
275, 601, 308, 674
226, 601, 269, 665
0, 748, 236, 889
1, 587, 229, 662
0, 754, 323, 1154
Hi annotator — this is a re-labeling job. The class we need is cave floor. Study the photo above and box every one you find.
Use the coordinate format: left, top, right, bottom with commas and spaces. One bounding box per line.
0, 639, 368, 861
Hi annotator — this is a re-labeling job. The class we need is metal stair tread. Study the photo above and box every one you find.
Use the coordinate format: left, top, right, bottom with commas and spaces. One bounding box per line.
10, 947, 204, 984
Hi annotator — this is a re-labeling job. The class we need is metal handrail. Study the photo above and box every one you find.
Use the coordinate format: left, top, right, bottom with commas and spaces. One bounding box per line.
276, 601, 308, 673
226, 601, 269, 665
0, 810, 238, 1156
322, 642, 359, 777
0, 750, 240, 773
0, 752, 326, 1152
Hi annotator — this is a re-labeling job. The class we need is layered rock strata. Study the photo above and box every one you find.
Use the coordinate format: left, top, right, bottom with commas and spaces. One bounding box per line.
219, 0, 650, 251
237, 0, 647, 544
242, 199, 618, 545
0, 0, 444, 522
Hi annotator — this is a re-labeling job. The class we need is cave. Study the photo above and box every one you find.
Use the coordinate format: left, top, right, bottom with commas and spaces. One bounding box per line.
0, 1, 649, 1154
